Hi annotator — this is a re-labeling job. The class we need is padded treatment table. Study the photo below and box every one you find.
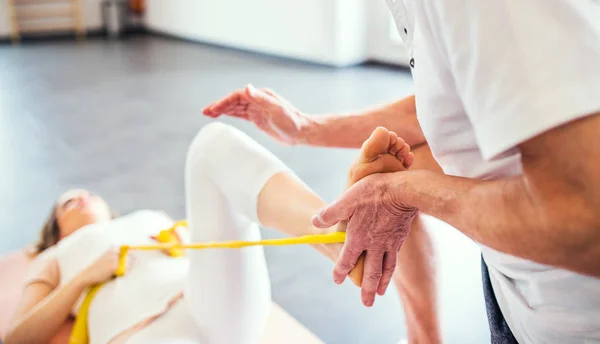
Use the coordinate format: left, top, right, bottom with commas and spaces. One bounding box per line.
0, 250, 322, 344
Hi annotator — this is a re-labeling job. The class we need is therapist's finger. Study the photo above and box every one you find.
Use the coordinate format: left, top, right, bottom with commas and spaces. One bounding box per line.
361, 250, 385, 307
226, 104, 251, 119
377, 250, 398, 296
203, 90, 246, 117
333, 242, 364, 285
312, 201, 353, 229
228, 111, 250, 120
245, 84, 280, 109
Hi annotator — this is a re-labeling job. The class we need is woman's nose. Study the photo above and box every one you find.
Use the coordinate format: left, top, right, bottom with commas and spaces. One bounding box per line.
78, 193, 91, 206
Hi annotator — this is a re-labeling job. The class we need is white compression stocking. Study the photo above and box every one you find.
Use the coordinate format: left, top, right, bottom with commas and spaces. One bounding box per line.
184, 122, 290, 344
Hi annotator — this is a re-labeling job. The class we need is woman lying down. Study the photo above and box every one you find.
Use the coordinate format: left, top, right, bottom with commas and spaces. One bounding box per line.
5, 122, 413, 344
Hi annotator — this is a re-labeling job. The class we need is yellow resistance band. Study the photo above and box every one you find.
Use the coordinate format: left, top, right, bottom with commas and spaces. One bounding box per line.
69, 220, 346, 344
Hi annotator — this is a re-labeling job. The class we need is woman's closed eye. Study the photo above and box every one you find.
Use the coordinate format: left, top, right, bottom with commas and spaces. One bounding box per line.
62, 199, 75, 209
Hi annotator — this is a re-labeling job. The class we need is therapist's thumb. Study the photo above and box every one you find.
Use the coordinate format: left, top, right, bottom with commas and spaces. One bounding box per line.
312, 200, 352, 229
245, 84, 276, 108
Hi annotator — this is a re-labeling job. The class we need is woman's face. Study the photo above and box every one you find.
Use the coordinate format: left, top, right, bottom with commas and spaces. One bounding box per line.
55, 189, 112, 239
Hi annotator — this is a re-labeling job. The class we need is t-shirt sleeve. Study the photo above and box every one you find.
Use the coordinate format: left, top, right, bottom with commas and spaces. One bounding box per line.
430, 0, 600, 160
25, 249, 60, 288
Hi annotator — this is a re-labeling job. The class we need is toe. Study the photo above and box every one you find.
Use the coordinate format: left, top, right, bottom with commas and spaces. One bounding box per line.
396, 142, 411, 160
359, 127, 391, 162
389, 131, 398, 148
402, 152, 415, 169
390, 136, 406, 156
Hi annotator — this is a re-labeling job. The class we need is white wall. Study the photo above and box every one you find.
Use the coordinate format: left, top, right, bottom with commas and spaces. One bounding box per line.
0, 0, 104, 38
333, 0, 367, 65
145, 0, 369, 67
367, 0, 410, 66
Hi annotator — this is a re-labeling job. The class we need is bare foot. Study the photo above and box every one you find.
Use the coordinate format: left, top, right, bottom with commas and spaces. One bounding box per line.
325, 127, 414, 287
348, 126, 414, 186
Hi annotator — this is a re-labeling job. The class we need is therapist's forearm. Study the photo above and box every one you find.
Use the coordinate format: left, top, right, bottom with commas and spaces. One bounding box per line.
301, 95, 426, 148
387, 170, 600, 277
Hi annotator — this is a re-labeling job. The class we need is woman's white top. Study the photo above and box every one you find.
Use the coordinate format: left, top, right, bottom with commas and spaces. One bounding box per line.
31, 210, 190, 344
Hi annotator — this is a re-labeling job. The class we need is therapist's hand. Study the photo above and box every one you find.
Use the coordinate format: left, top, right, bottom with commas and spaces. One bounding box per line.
312, 172, 418, 307
203, 85, 311, 145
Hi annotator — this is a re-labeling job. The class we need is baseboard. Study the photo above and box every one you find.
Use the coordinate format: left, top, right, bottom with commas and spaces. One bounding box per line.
362, 60, 411, 72
0, 26, 147, 44
0, 29, 105, 44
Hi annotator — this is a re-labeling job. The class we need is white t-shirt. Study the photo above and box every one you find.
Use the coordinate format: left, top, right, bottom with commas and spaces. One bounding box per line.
30, 210, 190, 344
385, 0, 600, 342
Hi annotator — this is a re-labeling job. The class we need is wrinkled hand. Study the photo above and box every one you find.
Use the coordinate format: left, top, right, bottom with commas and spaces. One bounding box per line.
203, 85, 311, 145
312, 173, 418, 307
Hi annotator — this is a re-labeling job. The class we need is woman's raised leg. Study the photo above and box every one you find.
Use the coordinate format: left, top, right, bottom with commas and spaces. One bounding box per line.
184, 123, 414, 343
184, 122, 290, 344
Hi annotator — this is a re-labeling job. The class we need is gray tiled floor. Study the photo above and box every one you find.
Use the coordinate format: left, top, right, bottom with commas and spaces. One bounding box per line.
0, 36, 489, 343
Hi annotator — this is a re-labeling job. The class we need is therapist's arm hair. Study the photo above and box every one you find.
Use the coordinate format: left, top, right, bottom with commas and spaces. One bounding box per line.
390, 112, 600, 277
302, 95, 427, 148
